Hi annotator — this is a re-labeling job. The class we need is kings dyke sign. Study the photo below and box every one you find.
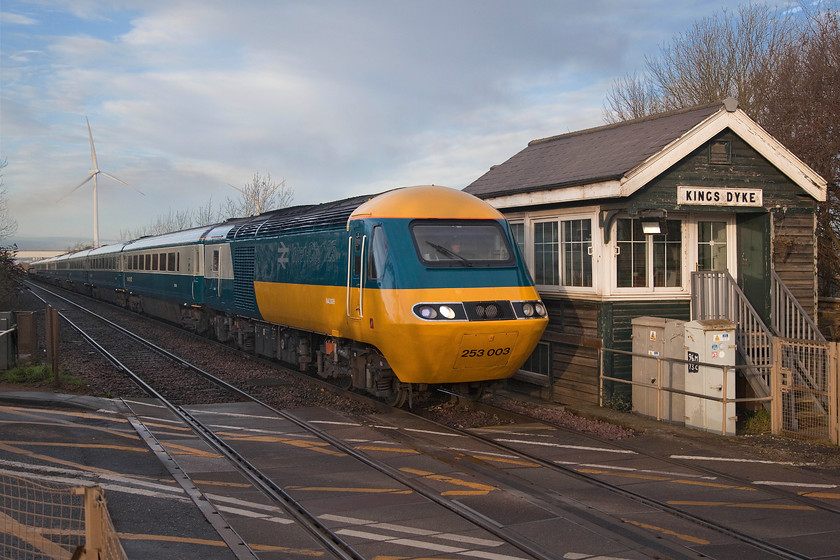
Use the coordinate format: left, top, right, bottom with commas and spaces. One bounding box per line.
677, 186, 763, 207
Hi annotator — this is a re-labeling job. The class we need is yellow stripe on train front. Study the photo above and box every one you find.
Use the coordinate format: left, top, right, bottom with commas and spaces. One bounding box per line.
253, 282, 547, 384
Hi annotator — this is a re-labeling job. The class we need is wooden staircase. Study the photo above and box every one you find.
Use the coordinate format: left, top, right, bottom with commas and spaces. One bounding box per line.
691, 270, 828, 432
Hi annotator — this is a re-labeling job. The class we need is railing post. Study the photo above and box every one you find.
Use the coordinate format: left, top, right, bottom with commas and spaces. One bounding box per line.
84, 486, 104, 559
655, 356, 662, 422
831, 342, 839, 446
771, 337, 783, 435
599, 348, 604, 408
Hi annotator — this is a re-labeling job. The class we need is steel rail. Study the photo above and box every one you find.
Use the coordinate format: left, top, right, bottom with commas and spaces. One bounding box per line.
28, 282, 559, 560
27, 283, 363, 560
434, 389, 815, 560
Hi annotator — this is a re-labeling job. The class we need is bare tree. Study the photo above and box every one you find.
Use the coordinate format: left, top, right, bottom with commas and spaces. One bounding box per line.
0, 158, 24, 308
0, 159, 17, 243
224, 172, 294, 217
759, 9, 840, 296
603, 4, 840, 297
604, 4, 794, 122
116, 173, 294, 242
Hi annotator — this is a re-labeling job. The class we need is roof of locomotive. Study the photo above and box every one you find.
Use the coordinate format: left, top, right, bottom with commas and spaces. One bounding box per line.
350, 185, 505, 220
221, 186, 504, 240
223, 193, 374, 240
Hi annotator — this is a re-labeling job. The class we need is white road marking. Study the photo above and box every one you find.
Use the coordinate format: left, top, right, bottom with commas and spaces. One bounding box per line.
309, 420, 362, 427
565, 553, 634, 559
670, 455, 817, 467
320, 514, 502, 546
754, 480, 837, 489
0, 467, 189, 501
496, 439, 636, 454
335, 529, 527, 560
554, 460, 717, 480
213, 504, 294, 524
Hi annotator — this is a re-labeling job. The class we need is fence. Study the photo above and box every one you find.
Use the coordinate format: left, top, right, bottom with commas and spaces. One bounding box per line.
600, 344, 839, 444
1, 473, 127, 560
772, 338, 839, 444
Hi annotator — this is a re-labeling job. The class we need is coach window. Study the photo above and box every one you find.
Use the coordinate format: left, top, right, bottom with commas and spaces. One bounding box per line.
168, 253, 176, 272
152, 253, 158, 271
145, 254, 151, 270
367, 225, 389, 280
211, 249, 220, 273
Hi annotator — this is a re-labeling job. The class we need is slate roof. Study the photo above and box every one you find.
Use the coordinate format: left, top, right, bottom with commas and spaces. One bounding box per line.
465, 102, 723, 200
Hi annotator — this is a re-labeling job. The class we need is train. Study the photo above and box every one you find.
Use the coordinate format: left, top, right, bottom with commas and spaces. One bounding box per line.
29, 185, 548, 406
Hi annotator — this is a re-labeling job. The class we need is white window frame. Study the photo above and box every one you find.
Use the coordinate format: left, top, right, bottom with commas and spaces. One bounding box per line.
611, 215, 687, 295
686, 214, 738, 275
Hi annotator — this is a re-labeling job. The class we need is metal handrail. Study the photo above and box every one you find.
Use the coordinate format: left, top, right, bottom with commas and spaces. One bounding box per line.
771, 270, 826, 341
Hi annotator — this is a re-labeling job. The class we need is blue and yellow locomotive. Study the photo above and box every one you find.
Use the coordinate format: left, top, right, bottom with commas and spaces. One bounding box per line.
31, 185, 548, 405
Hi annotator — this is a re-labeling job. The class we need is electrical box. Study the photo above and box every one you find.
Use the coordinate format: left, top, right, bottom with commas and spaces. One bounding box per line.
15, 312, 37, 365
632, 316, 685, 423
662, 319, 686, 424
684, 319, 737, 435
632, 317, 665, 418
0, 312, 14, 370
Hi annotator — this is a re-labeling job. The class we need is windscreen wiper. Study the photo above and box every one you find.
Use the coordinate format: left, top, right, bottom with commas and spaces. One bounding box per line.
425, 241, 473, 267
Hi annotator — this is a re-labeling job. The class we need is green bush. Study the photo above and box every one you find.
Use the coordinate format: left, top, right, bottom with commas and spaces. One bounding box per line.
0, 365, 82, 387
740, 409, 771, 434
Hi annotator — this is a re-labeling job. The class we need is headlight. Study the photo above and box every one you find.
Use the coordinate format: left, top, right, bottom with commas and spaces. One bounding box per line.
439, 305, 456, 319
522, 303, 535, 317
535, 303, 546, 317
419, 305, 437, 319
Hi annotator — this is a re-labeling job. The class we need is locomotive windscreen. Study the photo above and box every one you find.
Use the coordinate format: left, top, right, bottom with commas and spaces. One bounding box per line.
410, 220, 515, 268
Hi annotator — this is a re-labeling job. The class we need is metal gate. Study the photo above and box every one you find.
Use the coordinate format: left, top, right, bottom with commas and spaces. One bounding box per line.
772, 338, 839, 444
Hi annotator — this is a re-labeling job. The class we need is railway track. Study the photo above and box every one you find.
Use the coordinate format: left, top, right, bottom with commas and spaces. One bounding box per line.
23, 282, 840, 559
444, 390, 840, 516
22, 284, 583, 558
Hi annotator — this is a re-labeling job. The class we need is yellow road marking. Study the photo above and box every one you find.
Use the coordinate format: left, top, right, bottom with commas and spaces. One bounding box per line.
159, 442, 222, 458
191, 479, 253, 488
285, 486, 412, 494
669, 501, 816, 511
0, 418, 136, 440
219, 434, 345, 456
622, 518, 710, 545
801, 491, 840, 500
357, 446, 419, 454
0, 442, 123, 476
0, 440, 146, 453
116, 532, 324, 555
400, 467, 497, 495
472, 455, 540, 467
579, 468, 755, 491
0, 406, 129, 424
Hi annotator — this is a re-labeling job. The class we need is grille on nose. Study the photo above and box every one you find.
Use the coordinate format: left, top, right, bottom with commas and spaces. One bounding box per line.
466, 301, 511, 321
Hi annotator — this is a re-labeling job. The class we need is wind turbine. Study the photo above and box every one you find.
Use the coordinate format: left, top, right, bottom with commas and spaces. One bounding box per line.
60, 117, 144, 247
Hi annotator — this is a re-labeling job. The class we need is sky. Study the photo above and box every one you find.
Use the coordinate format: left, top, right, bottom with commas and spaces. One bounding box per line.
0, 0, 823, 249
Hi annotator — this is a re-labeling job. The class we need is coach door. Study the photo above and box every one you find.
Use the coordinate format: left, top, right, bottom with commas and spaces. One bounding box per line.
346, 226, 367, 320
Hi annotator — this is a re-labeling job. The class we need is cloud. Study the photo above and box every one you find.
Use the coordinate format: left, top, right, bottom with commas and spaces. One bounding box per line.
3, 0, 802, 248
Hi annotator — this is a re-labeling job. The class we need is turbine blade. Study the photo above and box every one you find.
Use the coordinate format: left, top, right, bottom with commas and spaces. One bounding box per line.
100, 171, 144, 195
57, 174, 95, 202
86, 116, 99, 169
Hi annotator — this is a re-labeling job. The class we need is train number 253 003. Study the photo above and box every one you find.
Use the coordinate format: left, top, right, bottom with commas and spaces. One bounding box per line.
460, 347, 511, 358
